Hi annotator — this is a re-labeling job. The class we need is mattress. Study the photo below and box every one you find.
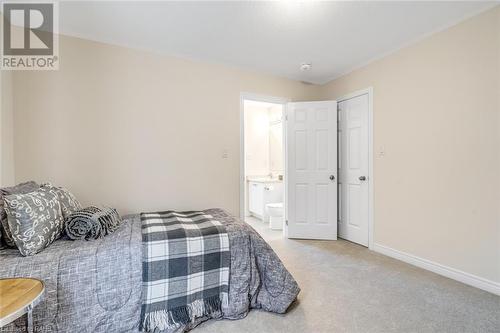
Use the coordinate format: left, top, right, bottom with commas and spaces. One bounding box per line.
0, 209, 299, 332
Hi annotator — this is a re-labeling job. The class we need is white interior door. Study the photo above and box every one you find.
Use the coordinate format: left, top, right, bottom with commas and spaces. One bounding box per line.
338, 94, 369, 246
286, 101, 337, 240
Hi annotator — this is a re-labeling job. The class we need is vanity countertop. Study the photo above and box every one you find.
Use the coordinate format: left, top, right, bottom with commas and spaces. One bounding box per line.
247, 177, 283, 183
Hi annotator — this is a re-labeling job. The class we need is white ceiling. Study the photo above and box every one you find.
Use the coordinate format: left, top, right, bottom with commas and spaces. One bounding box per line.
59, 1, 496, 84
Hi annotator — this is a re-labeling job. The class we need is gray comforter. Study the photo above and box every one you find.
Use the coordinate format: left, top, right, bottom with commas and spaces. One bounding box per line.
0, 209, 299, 333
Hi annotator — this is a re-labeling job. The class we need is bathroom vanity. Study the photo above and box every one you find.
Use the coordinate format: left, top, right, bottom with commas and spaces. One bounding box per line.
247, 177, 283, 222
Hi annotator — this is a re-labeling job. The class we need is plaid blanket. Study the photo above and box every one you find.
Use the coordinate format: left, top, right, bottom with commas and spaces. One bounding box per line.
140, 211, 230, 332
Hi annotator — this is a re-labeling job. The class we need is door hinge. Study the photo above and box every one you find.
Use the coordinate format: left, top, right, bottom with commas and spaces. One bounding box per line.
285, 115, 288, 121
285, 220, 288, 226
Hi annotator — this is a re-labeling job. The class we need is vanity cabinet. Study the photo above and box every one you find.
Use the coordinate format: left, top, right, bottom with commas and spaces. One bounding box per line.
248, 180, 283, 221
249, 182, 265, 217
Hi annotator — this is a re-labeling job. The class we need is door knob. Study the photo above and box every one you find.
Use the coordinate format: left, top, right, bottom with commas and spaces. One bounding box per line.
359, 176, 366, 181
329, 175, 335, 181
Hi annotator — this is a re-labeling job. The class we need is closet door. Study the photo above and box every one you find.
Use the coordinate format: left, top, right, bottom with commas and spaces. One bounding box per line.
338, 94, 370, 246
286, 101, 338, 240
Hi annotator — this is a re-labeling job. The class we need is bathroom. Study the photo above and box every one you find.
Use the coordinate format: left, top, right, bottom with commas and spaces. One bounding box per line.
243, 99, 284, 231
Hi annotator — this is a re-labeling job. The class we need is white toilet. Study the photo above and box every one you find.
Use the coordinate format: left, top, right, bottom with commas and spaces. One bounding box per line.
266, 203, 283, 230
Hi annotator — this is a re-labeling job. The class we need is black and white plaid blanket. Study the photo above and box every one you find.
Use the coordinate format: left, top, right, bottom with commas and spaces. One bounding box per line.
140, 211, 230, 332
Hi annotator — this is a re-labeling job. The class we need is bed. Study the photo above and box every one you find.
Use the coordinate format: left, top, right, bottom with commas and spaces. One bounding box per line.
0, 209, 299, 332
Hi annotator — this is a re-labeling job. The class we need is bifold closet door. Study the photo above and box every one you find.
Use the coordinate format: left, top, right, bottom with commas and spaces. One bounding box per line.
286, 101, 338, 240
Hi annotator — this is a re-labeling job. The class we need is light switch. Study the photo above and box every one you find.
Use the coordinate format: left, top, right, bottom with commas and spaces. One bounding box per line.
222, 149, 229, 159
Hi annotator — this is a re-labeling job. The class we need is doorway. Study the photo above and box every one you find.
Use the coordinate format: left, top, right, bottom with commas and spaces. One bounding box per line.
239, 91, 373, 246
240, 94, 287, 235
337, 89, 373, 248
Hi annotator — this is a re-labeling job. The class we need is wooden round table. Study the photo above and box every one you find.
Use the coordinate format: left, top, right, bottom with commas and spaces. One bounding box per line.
0, 278, 45, 333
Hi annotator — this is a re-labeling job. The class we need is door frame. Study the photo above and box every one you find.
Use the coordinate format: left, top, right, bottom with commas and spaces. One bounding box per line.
337, 87, 374, 249
239, 92, 289, 219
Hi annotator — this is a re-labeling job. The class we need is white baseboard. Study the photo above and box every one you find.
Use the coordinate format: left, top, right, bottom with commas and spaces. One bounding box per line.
372, 243, 500, 296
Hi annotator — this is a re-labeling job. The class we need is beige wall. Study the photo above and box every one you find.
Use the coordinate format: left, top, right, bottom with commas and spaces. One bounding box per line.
1, 70, 15, 187
319, 7, 500, 283
12, 35, 320, 216
0, 14, 15, 187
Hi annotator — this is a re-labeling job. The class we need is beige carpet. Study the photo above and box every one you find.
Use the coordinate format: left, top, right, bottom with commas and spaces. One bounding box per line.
196, 217, 500, 333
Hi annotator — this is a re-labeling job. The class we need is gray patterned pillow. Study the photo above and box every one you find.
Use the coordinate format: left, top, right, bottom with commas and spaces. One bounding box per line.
0, 181, 40, 248
3, 189, 64, 256
0, 201, 5, 249
41, 184, 82, 218
0, 226, 5, 249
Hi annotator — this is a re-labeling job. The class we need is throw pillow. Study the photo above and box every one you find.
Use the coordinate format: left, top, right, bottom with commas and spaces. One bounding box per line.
3, 189, 64, 256
0, 227, 5, 250
0, 181, 40, 247
41, 184, 82, 219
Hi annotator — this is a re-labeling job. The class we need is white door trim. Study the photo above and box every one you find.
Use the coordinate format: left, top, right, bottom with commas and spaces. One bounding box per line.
239, 92, 289, 219
337, 87, 374, 250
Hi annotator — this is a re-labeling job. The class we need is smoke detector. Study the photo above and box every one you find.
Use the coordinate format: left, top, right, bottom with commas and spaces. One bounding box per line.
300, 63, 312, 71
